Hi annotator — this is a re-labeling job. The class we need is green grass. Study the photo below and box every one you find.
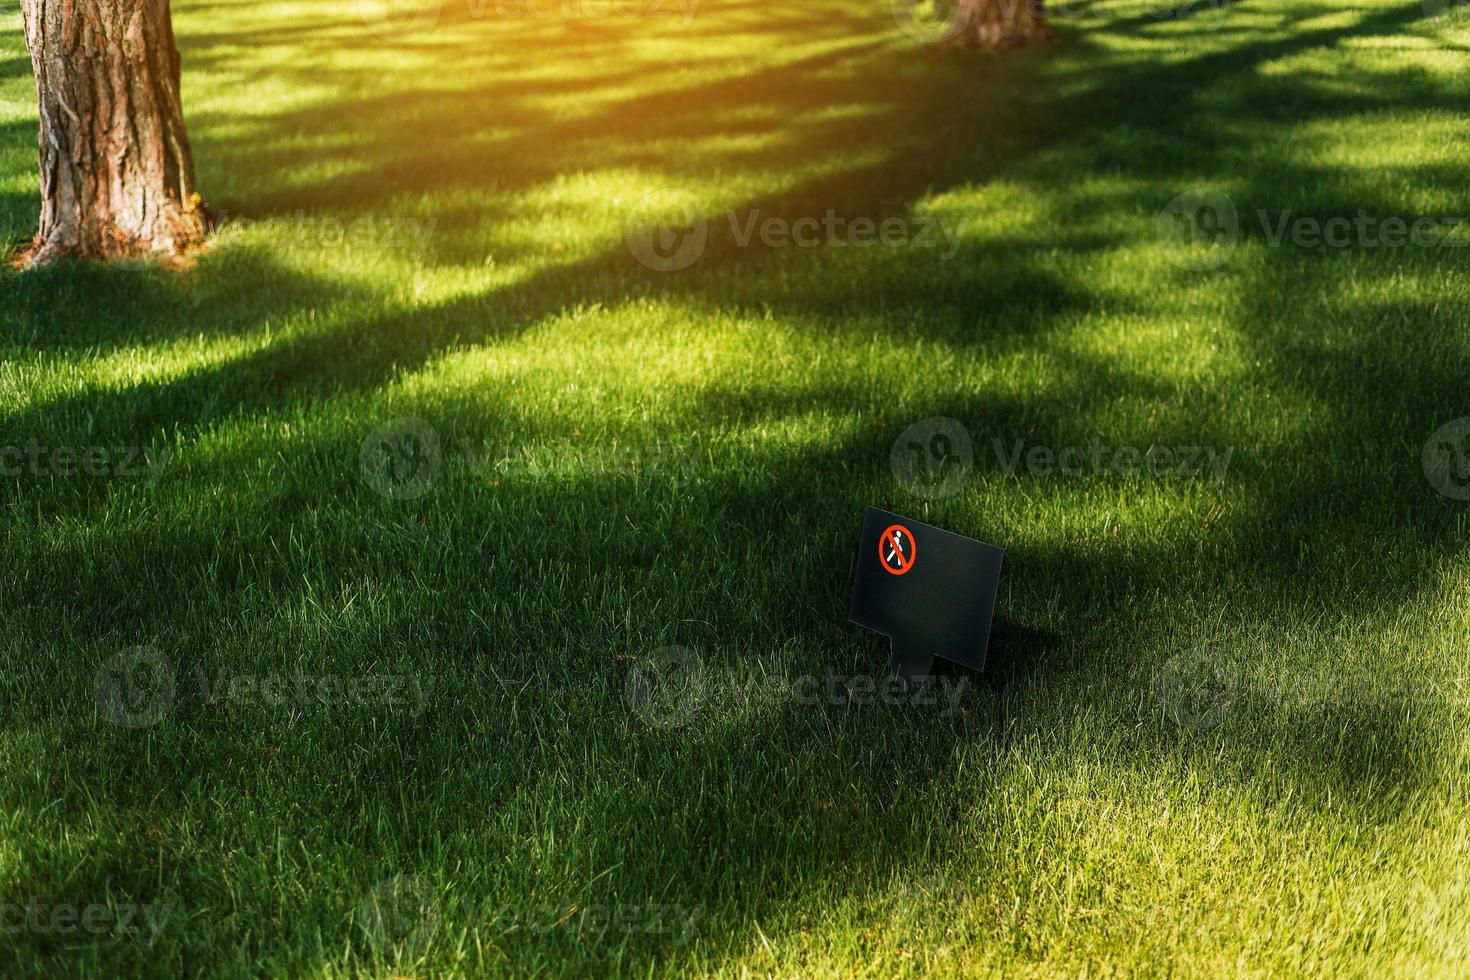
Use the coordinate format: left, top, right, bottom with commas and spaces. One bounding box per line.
3, 0, 1470, 975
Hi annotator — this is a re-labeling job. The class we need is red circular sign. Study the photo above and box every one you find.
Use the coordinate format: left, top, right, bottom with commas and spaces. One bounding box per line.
878, 523, 916, 575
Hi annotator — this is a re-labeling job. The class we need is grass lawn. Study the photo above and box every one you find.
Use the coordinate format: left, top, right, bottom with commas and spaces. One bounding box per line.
3, 0, 1470, 975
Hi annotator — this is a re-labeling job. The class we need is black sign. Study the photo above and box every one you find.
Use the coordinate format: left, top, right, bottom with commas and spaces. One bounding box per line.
849, 507, 1005, 678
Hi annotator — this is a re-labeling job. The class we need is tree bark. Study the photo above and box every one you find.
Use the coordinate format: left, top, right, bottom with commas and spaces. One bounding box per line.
18, 0, 205, 265
943, 0, 1055, 49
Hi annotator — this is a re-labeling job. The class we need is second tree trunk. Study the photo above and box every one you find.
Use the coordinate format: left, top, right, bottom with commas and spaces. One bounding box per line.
944, 0, 1053, 48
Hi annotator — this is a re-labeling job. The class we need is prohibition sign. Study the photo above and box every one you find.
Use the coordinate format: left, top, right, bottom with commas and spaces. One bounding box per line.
878, 523, 916, 576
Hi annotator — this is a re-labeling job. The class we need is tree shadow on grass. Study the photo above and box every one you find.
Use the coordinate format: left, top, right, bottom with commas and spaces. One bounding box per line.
2, 0, 1469, 973
3, 1, 1453, 362
0, 380, 1456, 973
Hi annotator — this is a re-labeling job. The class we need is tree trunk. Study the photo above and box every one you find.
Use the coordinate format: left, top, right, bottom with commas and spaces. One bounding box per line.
943, 0, 1055, 49
18, 0, 205, 265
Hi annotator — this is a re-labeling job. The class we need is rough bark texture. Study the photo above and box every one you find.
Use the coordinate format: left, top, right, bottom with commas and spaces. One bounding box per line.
19, 0, 205, 264
943, 0, 1055, 49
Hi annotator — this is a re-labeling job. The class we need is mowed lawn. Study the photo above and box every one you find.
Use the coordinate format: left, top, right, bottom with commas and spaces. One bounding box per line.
3, 0, 1470, 975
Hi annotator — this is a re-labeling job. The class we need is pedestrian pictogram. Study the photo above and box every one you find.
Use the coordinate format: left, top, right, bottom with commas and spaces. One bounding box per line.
879, 523, 916, 575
